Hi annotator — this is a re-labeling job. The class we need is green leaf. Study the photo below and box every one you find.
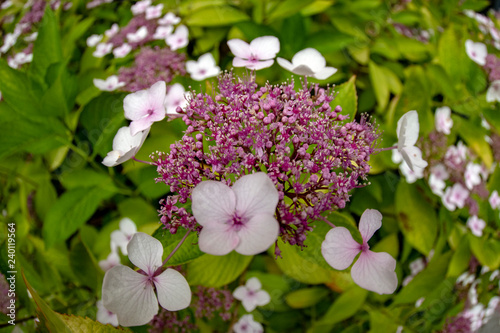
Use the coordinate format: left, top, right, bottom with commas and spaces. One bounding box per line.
117, 198, 160, 226
469, 235, 500, 269
438, 25, 467, 83
268, 0, 314, 21
246, 271, 292, 312
69, 236, 103, 290
35, 178, 58, 221
30, 7, 63, 83
447, 235, 471, 277
61, 16, 95, 59
40, 63, 78, 117
454, 116, 493, 169
285, 287, 329, 309
59, 315, 129, 332
368, 308, 401, 333
308, 286, 367, 333
395, 181, 438, 255
333, 76, 357, 121
153, 228, 204, 266
187, 252, 252, 287
59, 168, 117, 191
186, 6, 250, 26
43, 187, 114, 247
369, 61, 389, 110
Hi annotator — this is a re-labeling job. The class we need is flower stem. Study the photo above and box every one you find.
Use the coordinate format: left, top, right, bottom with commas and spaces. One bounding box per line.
376, 145, 397, 152
132, 157, 155, 165
162, 230, 191, 266
324, 220, 335, 228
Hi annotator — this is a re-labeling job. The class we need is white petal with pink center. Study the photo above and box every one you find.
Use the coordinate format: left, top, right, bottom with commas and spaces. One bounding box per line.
191, 173, 279, 256
145, 4, 163, 20
113, 43, 132, 58
93, 43, 113, 57
102, 233, 191, 327
465, 39, 487, 66
233, 277, 270, 312
464, 162, 482, 190
227, 36, 280, 70
489, 190, 500, 209
159, 12, 181, 26
277, 48, 337, 80
467, 216, 486, 237
186, 53, 221, 81
124, 81, 167, 135
434, 106, 453, 134
166, 25, 188, 50
102, 126, 150, 167
154, 25, 173, 40
127, 26, 148, 43
233, 314, 264, 333
321, 209, 398, 294
94, 75, 126, 91
87, 34, 103, 47
131, 0, 151, 15
96, 300, 119, 326
396, 111, 428, 171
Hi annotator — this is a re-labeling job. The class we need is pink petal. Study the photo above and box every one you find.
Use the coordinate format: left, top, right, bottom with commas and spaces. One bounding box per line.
227, 39, 252, 59
198, 223, 240, 255
129, 117, 154, 137
123, 89, 151, 121
127, 233, 163, 274
102, 265, 158, 326
154, 268, 191, 311
235, 214, 279, 255
249, 36, 280, 60
191, 181, 236, 226
321, 227, 360, 270
246, 277, 262, 291
358, 209, 382, 242
351, 250, 398, 294
232, 173, 279, 219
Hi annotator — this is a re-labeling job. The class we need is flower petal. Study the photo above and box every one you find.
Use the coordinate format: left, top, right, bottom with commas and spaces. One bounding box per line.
123, 89, 151, 121
227, 39, 252, 59
246, 277, 262, 291
154, 268, 192, 311
397, 110, 419, 148
191, 181, 236, 226
400, 146, 428, 171
198, 223, 240, 255
232, 172, 279, 219
110, 230, 129, 255
351, 250, 398, 294
127, 232, 163, 274
276, 57, 294, 72
249, 36, 280, 60
102, 265, 158, 326
312, 66, 337, 80
255, 290, 271, 307
119, 217, 137, 236
235, 214, 279, 255
292, 48, 325, 72
321, 227, 360, 270
233, 286, 248, 300
358, 209, 382, 243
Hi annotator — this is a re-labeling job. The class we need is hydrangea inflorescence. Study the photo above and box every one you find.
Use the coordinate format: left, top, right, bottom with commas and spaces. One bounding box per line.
154, 72, 380, 249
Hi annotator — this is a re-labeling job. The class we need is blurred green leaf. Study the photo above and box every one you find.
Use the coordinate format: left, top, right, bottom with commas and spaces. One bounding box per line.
268, 0, 314, 21
285, 287, 329, 309
59, 315, 128, 332
333, 76, 357, 121
438, 24, 467, 83
369, 61, 389, 110
59, 168, 117, 191
186, 6, 250, 26
454, 116, 493, 169
187, 252, 252, 287
61, 16, 95, 59
153, 228, 204, 266
446, 235, 471, 277
69, 236, 103, 290
40, 63, 78, 117
35, 178, 58, 221
469, 235, 500, 269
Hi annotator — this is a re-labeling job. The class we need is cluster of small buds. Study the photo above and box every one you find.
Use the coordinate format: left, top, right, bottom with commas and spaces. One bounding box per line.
154, 71, 380, 248
484, 54, 500, 82
192, 286, 234, 321
118, 46, 186, 92
392, 23, 432, 43
148, 309, 196, 333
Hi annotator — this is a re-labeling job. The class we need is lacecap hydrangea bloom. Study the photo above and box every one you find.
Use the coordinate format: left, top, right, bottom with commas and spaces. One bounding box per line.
153, 72, 380, 249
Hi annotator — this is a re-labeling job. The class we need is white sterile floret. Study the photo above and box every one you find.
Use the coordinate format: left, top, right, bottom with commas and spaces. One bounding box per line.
127, 26, 148, 43
131, 0, 151, 15
486, 80, 500, 103
165, 83, 189, 116
145, 4, 163, 20
153, 26, 173, 40
434, 106, 453, 134
465, 39, 488, 66
166, 25, 188, 50
102, 126, 150, 167
277, 48, 337, 80
464, 162, 482, 190
105, 24, 119, 38
396, 110, 428, 172
227, 36, 280, 70
110, 217, 137, 255
233, 277, 271, 312
186, 53, 221, 81
467, 216, 486, 237
233, 314, 264, 333
93, 43, 113, 57
113, 43, 132, 58
159, 12, 181, 26
93, 75, 125, 91
96, 300, 118, 327
87, 34, 103, 47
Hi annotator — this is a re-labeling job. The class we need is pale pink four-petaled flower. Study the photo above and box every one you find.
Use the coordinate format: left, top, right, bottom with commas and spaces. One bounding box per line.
191, 172, 280, 256
227, 36, 280, 70
166, 25, 189, 50
131, 0, 151, 15
489, 190, 500, 209
465, 39, 487, 66
442, 183, 469, 211
396, 111, 428, 172
110, 217, 137, 255
277, 48, 337, 80
321, 209, 398, 294
186, 53, 221, 81
102, 232, 191, 326
113, 43, 132, 58
435, 106, 453, 135
102, 126, 149, 167
145, 4, 163, 20
233, 314, 264, 333
233, 277, 271, 312
467, 216, 486, 237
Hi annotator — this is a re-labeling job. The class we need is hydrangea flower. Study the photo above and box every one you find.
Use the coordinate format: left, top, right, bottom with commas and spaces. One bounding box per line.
486, 80, 500, 103
165, 83, 189, 116
123, 81, 166, 135
166, 25, 188, 50
396, 111, 428, 172
145, 4, 163, 20
159, 12, 181, 26
321, 209, 398, 294
93, 75, 125, 91
98, 251, 120, 272
489, 190, 500, 209
464, 162, 482, 190
113, 43, 132, 58
277, 48, 337, 80
93, 42, 113, 57
153, 26, 173, 40
96, 300, 118, 326
102, 126, 150, 167
233, 314, 263, 333
111, 218, 137, 255
227, 36, 280, 70
105, 23, 119, 38
467, 216, 486, 237
233, 277, 270, 312
191, 173, 279, 255
186, 53, 221, 81
87, 34, 103, 47
131, 0, 151, 15
102, 233, 191, 326
127, 26, 148, 43
442, 183, 469, 211
435, 106, 453, 134
428, 164, 449, 196
465, 40, 487, 66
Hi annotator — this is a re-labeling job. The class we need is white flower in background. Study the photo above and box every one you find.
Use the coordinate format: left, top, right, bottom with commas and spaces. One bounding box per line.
93, 75, 125, 91
0, 0, 12, 9
463, 304, 485, 332
123, 80, 167, 135
396, 110, 428, 172
233, 314, 264, 333
277, 48, 337, 80
166, 25, 189, 50
96, 300, 119, 327
98, 251, 121, 272
113, 43, 132, 58
489, 190, 500, 209
442, 183, 469, 211
428, 164, 449, 196
233, 277, 271, 312
8, 52, 33, 69
105, 23, 119, 38
434, 106, 453, 134
467, 216, 486, 237
464, 162, 482, 190
191, 172, 279, 256
227, 36, 280, 70
0, 32, 19, 54
111, 218, 137, 255
131, 0, 151, 15
486, 80, 500, 103
153, 25, 173, 40
93, 42, 113, 57
186, 53, 221, 81
24, 32, 38, 42
445, 141, 467, 166
465, 40, 487, 66
399, 160, 424, 184
102, 233, 191, 326
145, 4, 163, 20
102, 126, 150, 167
127, 26, 148, 43
87, 34, 103, 47
159, 12, 181, 26
165, 83, 189, 116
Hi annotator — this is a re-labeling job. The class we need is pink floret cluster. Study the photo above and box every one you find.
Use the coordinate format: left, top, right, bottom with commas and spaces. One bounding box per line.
153, 72, 380, 248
